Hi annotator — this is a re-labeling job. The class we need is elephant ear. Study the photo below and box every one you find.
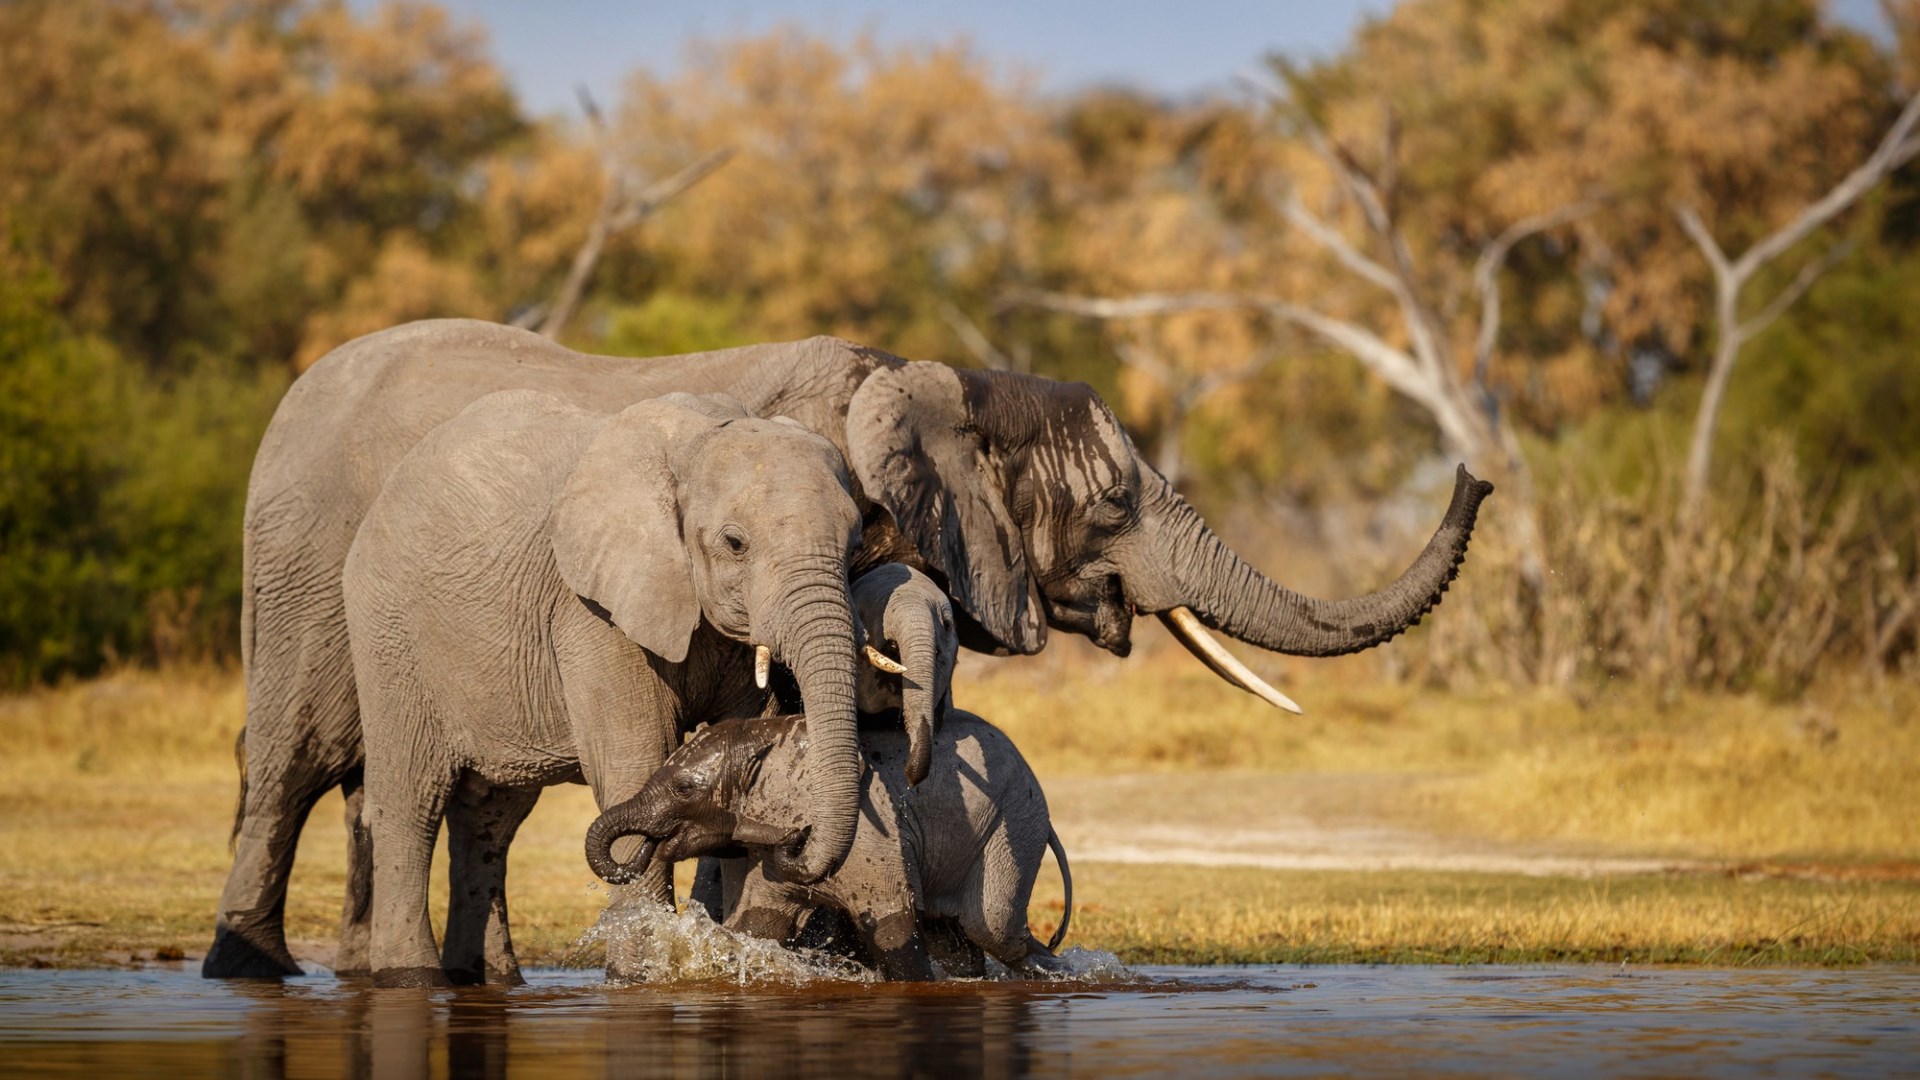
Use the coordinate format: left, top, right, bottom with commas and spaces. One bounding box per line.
846, 362, 1045, 654
550, 396, 738, 663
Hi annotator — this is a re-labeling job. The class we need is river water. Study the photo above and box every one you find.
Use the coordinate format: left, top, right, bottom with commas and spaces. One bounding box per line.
1, 963, 1915, 1077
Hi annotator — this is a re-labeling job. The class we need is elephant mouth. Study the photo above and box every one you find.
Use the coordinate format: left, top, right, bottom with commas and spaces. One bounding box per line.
1043, 573, 1135, 656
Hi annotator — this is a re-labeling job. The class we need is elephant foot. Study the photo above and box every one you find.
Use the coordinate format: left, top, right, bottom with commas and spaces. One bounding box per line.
485, 965, 527, 988
374, 965, 455, 989
201, 924, 303, 979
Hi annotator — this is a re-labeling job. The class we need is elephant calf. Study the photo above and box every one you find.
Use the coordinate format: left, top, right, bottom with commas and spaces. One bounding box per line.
590, 566, 1071, 981
590, 709, 1071, 981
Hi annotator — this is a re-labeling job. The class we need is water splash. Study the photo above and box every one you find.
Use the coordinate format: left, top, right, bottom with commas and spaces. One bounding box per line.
1039, 945, 1132, 982
571, 902, 877, 987
566, 899, 1130, 986
972, 945, 1132, 983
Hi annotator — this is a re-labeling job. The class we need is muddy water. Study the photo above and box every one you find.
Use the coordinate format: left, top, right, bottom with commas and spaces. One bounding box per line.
2, 965, 1916, 1077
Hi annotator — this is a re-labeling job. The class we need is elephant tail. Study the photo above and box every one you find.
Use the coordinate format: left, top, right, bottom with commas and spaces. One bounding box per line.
228, 726, 248, 854
1044, 828, 1072, 953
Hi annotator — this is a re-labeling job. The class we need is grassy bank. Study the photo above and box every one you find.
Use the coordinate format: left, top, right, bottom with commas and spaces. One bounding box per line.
963, 641, 1920, 862
1, 663, 1915, 969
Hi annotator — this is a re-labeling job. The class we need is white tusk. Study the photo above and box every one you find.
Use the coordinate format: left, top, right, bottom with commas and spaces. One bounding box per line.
1159, 607, 1303, 714
862, 643, 907, 675
754, 644, 772, 689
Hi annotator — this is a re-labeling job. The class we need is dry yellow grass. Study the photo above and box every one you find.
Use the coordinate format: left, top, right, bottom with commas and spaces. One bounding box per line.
1, 663, 1915, 969
961, 641, 1920, 861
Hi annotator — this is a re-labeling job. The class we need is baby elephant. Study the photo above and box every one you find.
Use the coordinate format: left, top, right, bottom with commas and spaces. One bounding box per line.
588, 566, 1070, 980
588, 709, 1071, 980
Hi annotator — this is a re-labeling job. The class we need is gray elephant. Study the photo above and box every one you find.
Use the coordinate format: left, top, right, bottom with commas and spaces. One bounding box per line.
588, 707, 1071, 981
209, 320, 1490, 978
342, 389, 867, 986
590, 562, 1065, 982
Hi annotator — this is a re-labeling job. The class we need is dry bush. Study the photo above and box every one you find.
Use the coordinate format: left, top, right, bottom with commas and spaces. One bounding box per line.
1402, 446, 1920, 695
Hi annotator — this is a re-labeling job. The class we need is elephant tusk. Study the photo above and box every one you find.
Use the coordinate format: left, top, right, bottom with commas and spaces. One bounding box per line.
1160, 607, 1304, 715
862, 643, 907, 675
755, 644, 772, 690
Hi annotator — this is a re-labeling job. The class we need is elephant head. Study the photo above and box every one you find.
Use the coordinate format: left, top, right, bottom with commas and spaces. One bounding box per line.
851, 563, 956, 787
551, 393, 864, 883
585, 715, 804, 885
846, 364, 1493, 704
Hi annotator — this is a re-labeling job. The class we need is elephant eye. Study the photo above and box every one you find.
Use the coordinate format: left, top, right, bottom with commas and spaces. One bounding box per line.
1093, 487, 1132, 523
719, 526, 749, 555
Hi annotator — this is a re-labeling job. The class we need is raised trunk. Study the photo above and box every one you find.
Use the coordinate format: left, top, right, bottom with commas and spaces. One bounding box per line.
773, 578, 862, 883
1141, 465, 1493, 657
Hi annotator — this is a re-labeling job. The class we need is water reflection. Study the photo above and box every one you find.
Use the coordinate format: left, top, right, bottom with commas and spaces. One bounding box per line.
1, 966, 1916, 1078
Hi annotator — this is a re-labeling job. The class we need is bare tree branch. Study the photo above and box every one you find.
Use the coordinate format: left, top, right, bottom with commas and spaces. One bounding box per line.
1729, 89, 1920, 281
1472, 201, 1599, 390
1675, 205, 1733, 281
1678, 88, 1920, 510
1739, 236, 1857, 340
1276, 191, 1402, 295
1008, 287, 1465, 450
606, 147, 735, 233
534, 86, 734, 341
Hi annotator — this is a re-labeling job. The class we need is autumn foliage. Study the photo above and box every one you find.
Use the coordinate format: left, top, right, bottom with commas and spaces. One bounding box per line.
3, 0, 1916, 690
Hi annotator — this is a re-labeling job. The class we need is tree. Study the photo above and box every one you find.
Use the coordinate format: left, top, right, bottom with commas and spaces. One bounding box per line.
1675, 89, 1920, 510
605, 30, 1061, 357
510, 90, 731, 342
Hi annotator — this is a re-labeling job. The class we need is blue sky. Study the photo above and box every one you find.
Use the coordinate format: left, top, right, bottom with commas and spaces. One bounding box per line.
401, 0, 1895, 119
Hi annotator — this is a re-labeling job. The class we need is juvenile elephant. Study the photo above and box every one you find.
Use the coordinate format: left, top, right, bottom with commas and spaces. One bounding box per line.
212, 321, 1489, 978
588, 710, 1071, 981
343, 389, 866, 986
588, 565, 1068, 981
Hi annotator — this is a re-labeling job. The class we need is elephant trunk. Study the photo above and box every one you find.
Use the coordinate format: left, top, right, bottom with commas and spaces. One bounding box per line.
1142, 465, 1493, 657
773, 566, 862, 883
888, 603, 942, 788
584, 804, 660, 886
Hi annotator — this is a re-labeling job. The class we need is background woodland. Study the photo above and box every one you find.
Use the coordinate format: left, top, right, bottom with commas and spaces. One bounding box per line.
5, 0, 1919, 695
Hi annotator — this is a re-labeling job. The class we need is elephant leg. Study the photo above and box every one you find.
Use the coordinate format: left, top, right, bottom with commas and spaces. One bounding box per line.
334, 766, 373, 977
442, 783, 541, 987
206, 561, 365, 979
854, 903, 935, 982
963, 857, 1044, 972
203, 745, 339, 978
789, 906, 871, 966
922, 917, 986, 979
725, 868, 805, 946
367, 732, 457, 988
729, 902, 802, 945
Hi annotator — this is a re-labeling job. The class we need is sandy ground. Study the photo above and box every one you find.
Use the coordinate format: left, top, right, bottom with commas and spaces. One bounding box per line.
1043, 772, 1702, 878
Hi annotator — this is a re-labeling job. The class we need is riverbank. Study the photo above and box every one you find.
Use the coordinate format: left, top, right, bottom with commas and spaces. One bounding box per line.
2, 663, 1914, 969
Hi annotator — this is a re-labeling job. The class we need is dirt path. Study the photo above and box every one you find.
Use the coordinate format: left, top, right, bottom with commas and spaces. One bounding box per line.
1043, 772, 1705, 878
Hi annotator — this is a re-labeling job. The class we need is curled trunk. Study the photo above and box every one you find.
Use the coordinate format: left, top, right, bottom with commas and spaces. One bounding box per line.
584, 817, 656, 886
1142, 465, 1493, 657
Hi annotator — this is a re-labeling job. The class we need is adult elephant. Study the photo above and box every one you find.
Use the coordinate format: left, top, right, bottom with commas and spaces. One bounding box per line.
205, 319, 1491, 978
346, 391, 865, 985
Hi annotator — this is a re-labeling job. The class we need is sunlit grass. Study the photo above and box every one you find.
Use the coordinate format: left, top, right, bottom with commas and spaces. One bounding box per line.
1025, 862, 1920, 966
2, 664, 1915, 969
961, 641, 1920, 861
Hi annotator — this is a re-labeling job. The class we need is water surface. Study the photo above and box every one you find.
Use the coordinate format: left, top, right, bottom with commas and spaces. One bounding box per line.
1, 964, 1915, 1077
